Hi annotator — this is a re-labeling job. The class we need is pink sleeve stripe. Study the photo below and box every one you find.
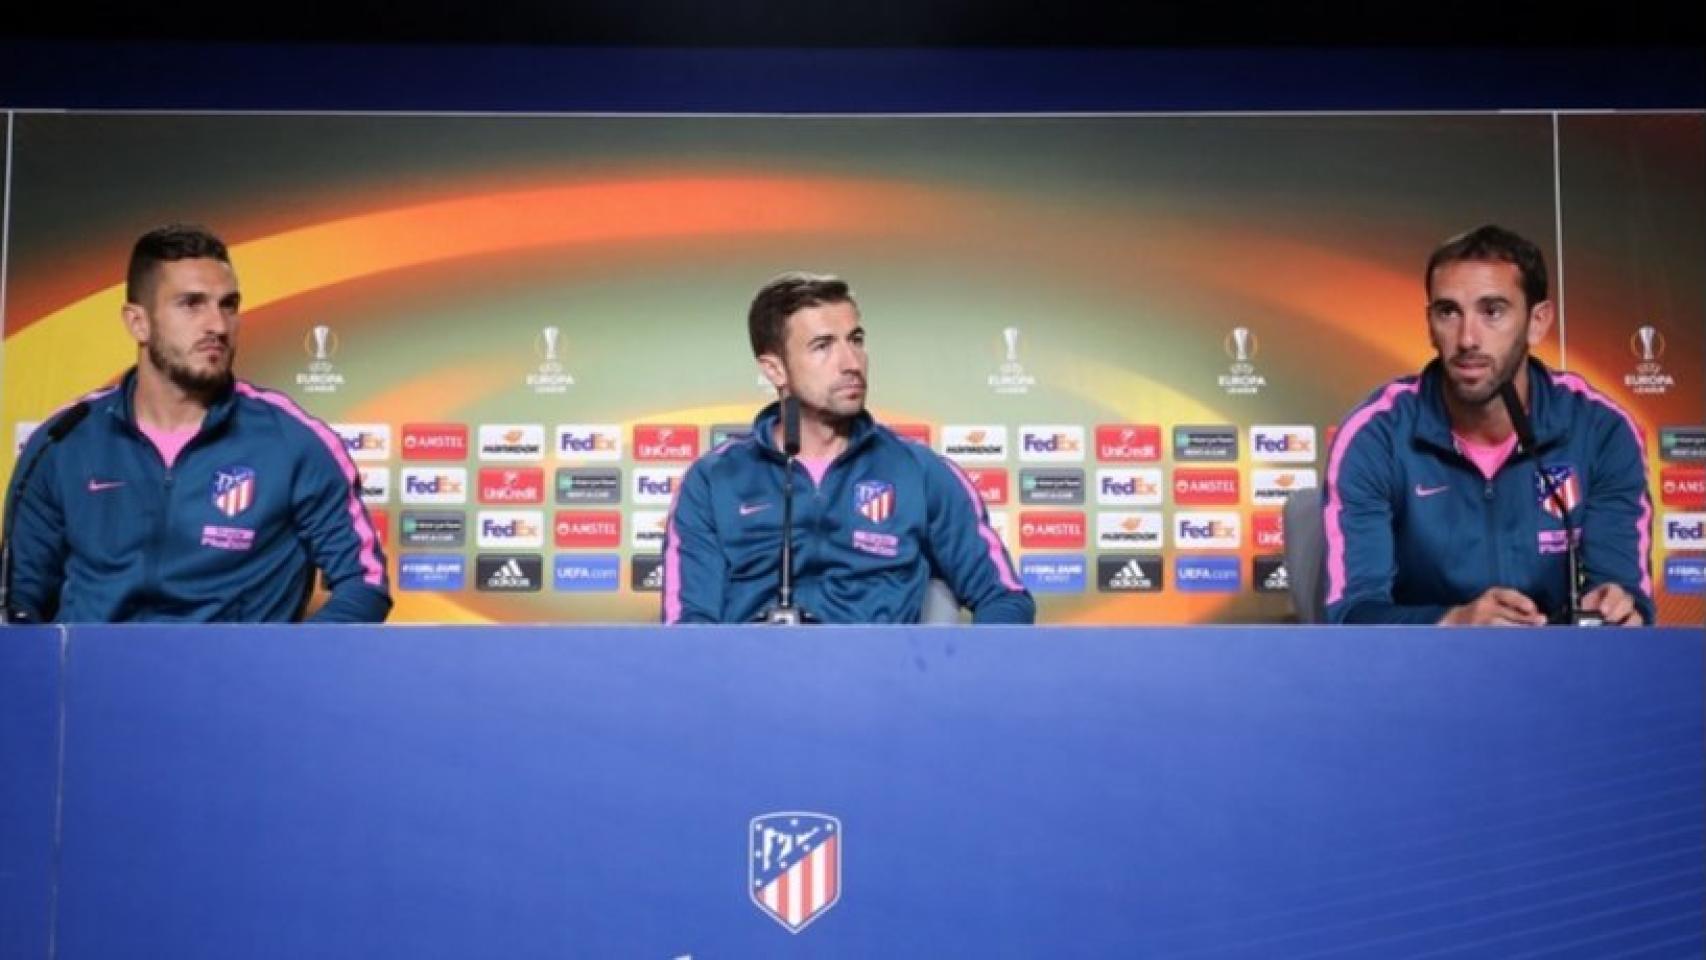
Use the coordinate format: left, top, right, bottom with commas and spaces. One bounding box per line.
234, 382, 386, 588
1551, 372, 1654, 599
940, 456, 1025, 593
1324, 380, 1419, 606
662, 506, 685, 624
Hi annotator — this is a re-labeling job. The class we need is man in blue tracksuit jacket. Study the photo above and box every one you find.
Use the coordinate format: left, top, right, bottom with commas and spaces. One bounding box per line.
3, 225, 390, 623
663, 273, 1034, 624
1324, 225, 1651, 626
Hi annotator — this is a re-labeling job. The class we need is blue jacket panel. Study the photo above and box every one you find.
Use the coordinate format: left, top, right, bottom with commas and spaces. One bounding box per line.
1324, 359, 1653, 625
6, 371, 391, 623
662, 404, 1034, 624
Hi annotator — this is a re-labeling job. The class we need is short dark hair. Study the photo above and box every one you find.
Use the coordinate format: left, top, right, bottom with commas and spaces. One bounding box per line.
126, 224, 230, 306
1425, 224, 1548, 309
747, 272, 855, 358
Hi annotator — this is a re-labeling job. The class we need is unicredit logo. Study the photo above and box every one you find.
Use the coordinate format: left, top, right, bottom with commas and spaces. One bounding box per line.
634, 425, 700, 461
479, 468, 544, 504
1096, 425, 1160, 462
966, 468, 1009, 504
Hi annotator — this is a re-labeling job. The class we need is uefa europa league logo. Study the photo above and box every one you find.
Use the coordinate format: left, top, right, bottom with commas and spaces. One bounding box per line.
296, 324, 343, 393
1227, 326, 1255, 364
987, 325, 1035, 395
527, 323, 575, 393
1633, 325, 1663, 365
1218, 324, 1264, 395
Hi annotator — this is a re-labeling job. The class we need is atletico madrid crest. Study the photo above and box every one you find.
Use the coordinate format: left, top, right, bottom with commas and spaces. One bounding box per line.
211, 466, 256, 518
750, 812, 841, 933
854, 480, 895, 524
1536, 464, 1581, 519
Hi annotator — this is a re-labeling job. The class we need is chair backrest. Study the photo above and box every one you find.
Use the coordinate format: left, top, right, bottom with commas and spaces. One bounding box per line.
920, 578, 965, 624
1283, 486, 1328, 624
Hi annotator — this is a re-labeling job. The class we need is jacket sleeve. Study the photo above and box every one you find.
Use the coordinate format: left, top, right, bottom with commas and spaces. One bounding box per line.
1323, 413, 1449, 625
919, 451, 1035, 624
661, 459, 727, 623
1579, 409, 1655, 624
292, 429, 391, 623
3, 430, 68, 622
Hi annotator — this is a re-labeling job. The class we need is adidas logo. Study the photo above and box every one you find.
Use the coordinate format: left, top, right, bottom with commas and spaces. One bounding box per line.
642, 565, 665, 590
487, 559, 529, 588
1262, 565, 1289, 591
1110, 559, 1152, 590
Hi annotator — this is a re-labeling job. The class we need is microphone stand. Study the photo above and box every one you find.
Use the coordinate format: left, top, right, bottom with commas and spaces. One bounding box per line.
758, 396, 816, 625
1498, 379, 1601, 626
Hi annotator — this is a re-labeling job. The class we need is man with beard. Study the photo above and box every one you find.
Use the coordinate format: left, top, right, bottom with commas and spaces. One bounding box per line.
1323, 225, 1651, 626
2, 225, 390, 622
663, 272, 1033, 624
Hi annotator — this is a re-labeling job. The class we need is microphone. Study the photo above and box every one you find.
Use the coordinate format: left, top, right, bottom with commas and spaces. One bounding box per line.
1497, 379, 1599, 626
757, 396, 815, 625
2, 401, 92, 624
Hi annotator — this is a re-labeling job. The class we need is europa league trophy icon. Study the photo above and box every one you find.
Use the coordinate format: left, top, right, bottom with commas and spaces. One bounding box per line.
1636, 325, 1658, 363
1002, 327, 1021, 364
311, 324, 332, 362
541, 325, 561, 364
1230, 326, 1253, 363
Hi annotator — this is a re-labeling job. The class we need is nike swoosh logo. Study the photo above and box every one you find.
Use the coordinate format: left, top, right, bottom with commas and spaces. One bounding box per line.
739, 502, 772, 516
1414, 483, 1449, 498
87, 479, 126, 492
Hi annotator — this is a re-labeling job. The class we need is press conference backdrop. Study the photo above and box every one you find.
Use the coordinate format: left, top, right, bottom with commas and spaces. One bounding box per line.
2, 112, 1702, 624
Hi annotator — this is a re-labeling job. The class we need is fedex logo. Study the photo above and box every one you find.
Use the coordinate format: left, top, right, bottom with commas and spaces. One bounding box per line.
1660, 467, 1706, 508
634, 424, 700, 462
1096, 424, 1161, 462
333, 423, 391, 462
1018, 425, 1086, 463
401, 468, 467, 505
476, 510, 544, 548
633, 469, 684, 506
964, 468, 1009, 505
1018, 511, 1086, 549
1250, 426, 1317, 463
478, 467, 544, 504
554, 510, 622, 548
1174, 511, 1242, 549
1664, 513, 1706, 549
358, 467, 391, 505
401, 423, 468, 461
1097, 469, 1164, 507
1252, 511, 1285, 550
556, 424, 622, 462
